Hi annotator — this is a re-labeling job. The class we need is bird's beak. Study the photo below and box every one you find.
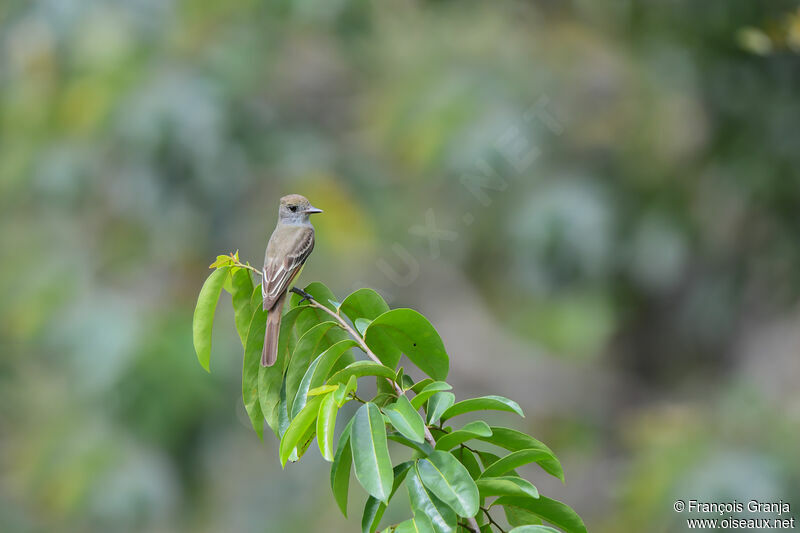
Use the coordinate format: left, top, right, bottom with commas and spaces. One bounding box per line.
304, 205, 323, 214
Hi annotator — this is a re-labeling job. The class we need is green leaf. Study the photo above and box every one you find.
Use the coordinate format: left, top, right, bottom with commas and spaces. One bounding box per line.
426, 392, 455, 425
291, 355, 322, 419
476, 477, 539, 500
407, 468, 457, 533
384, 396, 427, 444
279, 394, 324, 467
434, 421, 492, 451
293, 326, 353, 379
364, 309, 449, 380
309, 384, 339, 397
328, 361, 397, 385
309, 340, 359, 390
258, 306, 310, 437
355, 318, 372, 336
193, 266, 230, 372
334, 375, 358, 406
230, 268, 255, 348
417, 451, 480, 517
317, 392, 338, 461
480, 450, 557, 479
504, 506, 544, 528
331, 418, 354, 517
362, 461, 414, 533
292, 340, 357, 419
285, 321, 340, 416
492, 496, 587, 533
282, 306, 325, 362
295, 418, 319, 460
242, 304, 267, 439
440, 396, 524, 422
362, 494, 385, 533
373, 392, 397, 407
476, 427, 564, 482
340, 288, 391, 323
209, 254, 236, 268
351, 403, 394, 503
451, 447, 482, 480
411, 382, 452, 410
376, 370, 397, 401
248, 279, 263, 312
388, 433, 435, 456
278, 377, 291, 438
508, 527, 561, 533
394, 513, 436, 533
476, 451, 503, 469
410, 378, 434, 394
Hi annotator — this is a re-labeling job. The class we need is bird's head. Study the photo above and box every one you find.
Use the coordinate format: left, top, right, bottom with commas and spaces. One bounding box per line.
278, 194, 323, 223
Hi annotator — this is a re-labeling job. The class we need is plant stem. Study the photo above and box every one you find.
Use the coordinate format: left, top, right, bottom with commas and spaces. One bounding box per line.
229, 259, 262, 277
462, 443, 480, 454
481, 507, 506, 533
350, 392, 367, 404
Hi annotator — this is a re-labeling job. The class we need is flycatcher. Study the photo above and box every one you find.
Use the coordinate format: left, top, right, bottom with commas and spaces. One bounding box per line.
261, 194, 322, 366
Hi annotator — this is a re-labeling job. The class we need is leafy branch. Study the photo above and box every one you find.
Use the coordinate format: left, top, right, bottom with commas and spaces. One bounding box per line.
192, 252, 588, 533
289, 286, 439, 448
218, 251, 438, 446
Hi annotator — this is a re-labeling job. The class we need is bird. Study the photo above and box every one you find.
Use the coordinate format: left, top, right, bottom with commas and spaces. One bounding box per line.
261, 194, 323, 366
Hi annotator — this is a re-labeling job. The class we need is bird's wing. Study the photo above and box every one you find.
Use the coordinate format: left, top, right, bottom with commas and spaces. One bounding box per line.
262, 225, 315, 310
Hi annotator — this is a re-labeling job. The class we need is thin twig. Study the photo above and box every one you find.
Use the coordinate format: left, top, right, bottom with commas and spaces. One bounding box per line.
350, 392, 367, 404
461, 443, 480, 454
229, 258, 263, 277
481, 507, 506, 533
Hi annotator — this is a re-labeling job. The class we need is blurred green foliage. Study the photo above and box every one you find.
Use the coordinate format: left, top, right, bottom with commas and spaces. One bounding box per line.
1, 0, 799, 532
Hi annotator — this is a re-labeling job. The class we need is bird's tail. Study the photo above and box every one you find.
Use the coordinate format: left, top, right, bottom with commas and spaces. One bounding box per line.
262, 291, 287, 367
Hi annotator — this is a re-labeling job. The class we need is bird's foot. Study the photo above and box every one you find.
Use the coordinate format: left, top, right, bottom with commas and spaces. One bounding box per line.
291, 287, 314, 304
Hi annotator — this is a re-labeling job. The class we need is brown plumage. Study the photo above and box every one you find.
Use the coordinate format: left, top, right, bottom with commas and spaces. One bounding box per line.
261, 194, 322, 366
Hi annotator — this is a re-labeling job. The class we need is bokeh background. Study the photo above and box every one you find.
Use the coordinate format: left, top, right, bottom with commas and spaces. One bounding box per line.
2, 1, 800, 532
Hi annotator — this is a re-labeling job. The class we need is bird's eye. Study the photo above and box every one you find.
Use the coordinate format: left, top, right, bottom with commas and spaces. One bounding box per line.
289, 205, 298, 212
